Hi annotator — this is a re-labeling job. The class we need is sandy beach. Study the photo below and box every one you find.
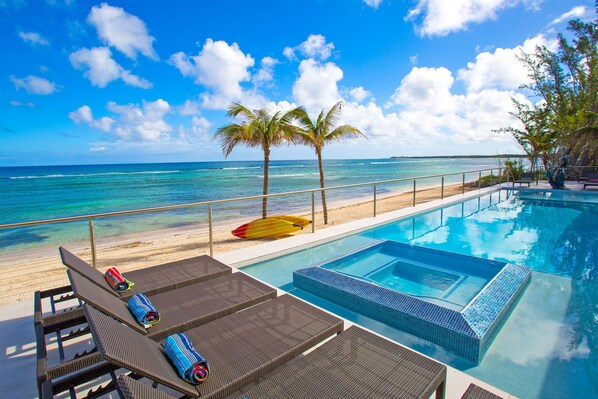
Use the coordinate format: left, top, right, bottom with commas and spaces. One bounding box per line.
0, 182, 477, 305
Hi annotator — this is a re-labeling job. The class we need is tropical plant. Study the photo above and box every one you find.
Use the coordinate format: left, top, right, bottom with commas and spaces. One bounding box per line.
495, 99, 557, 171
503, 159, 525, 181
514, 8, 598, 165
215, 103, 300, 218
294, 101, 364, 224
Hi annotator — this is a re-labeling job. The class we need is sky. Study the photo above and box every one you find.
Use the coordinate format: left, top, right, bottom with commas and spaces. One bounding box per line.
0, 0, 595, 166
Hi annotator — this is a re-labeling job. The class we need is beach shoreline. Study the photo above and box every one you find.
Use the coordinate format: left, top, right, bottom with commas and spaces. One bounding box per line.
0, 182, 478, 304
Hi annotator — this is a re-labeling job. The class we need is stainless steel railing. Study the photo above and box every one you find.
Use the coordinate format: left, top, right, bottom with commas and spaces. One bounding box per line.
0, 166, 506, 267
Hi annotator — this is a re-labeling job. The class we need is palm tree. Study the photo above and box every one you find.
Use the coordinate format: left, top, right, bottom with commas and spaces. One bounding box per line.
294, 101, 364, 224
215, 103, 299, 219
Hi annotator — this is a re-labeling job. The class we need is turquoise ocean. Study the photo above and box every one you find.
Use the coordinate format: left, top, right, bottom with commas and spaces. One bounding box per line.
0, 158, 504, 252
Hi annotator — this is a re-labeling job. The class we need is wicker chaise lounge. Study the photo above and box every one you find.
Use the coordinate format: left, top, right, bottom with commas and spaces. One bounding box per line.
460, 383, 504, 398
583, 181, 598, 190
512, 172, 536, 187
59, 246, 232, 299
113, 325, 447, 399
35, 247, 232, 330
37, 269, 276, 395
42, 295, 344, 398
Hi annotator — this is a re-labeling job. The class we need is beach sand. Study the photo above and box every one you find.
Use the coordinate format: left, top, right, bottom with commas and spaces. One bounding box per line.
0, 183, 478, 305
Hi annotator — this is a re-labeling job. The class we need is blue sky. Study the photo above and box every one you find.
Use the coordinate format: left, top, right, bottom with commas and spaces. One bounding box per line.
0, 0, 595, 166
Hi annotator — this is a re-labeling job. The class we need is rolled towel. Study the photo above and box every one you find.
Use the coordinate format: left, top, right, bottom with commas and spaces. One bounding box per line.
127, 294, 160, 327
164, 333, 210, 384
104, 267, 134, 292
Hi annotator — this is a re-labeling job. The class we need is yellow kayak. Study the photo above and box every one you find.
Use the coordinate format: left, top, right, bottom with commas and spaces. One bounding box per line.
267, 215, 312, 228
232, 216, 311, 239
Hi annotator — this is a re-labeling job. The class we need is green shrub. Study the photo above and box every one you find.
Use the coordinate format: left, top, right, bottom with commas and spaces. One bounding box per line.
503, 159, 525, 180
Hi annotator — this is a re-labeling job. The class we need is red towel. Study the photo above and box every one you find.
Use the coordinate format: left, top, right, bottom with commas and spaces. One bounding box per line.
104, 267, 133, 292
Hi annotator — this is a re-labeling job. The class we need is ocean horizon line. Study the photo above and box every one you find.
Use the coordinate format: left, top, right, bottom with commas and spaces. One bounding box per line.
0, 154, 522, 169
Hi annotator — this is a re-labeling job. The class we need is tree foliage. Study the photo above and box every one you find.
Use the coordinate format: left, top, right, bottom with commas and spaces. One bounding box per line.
293, 102, 363, 224
215, 103, 300, 218
511, 5, 598, 166
495, 99, 557, 171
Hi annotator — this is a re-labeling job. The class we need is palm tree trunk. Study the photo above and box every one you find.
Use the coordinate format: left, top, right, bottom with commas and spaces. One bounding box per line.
316, 148, 328, 224
262, 148, 270, 219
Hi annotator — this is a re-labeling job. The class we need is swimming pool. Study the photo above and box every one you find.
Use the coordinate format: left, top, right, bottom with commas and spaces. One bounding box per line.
242, 189, 598, 398
317, 240, 504, 310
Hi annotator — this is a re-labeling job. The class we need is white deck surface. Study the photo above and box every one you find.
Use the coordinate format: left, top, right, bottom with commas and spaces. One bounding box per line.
4, 181, 587, 398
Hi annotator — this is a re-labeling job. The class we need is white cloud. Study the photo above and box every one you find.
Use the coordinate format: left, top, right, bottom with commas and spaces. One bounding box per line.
69, 105, 93, 123
69, 47, 152, 88
107, 99, 172, 141
178, 99, 202, 115
68, 105, 115, 132
457, 34, 555, 92
10, 75, 58, 95
348, 86, 372, 103
388, 67, 457, 113
87, 3, 157, 60
290, 59, 522, 150
253, 56, 279, 85
170, 39, 258, 109
178, 115, 212, 142
18, 31, 49, 46
363, 0, 383, 9
393, 67, 526, 145
292, 59, 343, 112
9, 100, 35, 108
406, 0, 531, 37
550, 6, 588, 25
70, 100, 216, 145
283, 34, 335, 61
409, 54, 418, 66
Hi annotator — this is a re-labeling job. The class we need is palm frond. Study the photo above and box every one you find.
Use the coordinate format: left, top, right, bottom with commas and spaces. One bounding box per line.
324, 125, 364, 142
294, 108, 316, 132
226, 103, 257, 121
322, 101, 343, 133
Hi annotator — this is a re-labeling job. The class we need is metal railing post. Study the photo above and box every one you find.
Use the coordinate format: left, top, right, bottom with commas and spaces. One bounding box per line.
498, 166, 502, 184
462, 173, 465, 194
413, 180, 416, 206
490, 170, 494, 187
89, 219, 97, 269
441, 176, 444, 199
373, 184, 377, 217
311, 191, 316, 233
208, 205, 213, 257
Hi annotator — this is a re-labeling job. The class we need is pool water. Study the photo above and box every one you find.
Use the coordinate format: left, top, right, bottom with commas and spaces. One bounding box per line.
363, 190, 597, 281
242, 189, 598, 398
370, 260, 461, 292
320, 241, 500, 311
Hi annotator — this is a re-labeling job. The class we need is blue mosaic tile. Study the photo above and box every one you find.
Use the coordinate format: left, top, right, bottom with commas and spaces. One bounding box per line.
293, 241, 531, 364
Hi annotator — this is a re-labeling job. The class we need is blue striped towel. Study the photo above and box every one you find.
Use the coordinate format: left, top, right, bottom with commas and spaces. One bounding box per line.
127, 294, 160, 327
164, 333, 210, 384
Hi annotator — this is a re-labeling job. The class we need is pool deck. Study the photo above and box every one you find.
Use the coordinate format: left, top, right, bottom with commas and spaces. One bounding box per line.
2, 181, 585, 399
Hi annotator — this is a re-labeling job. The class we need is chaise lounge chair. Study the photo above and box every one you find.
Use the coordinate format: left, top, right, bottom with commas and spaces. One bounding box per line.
113, 326, 447, 399
460, 383, 504, 398
583, 181, 598, 190
35, 247, 232, 330
42, 295, 345, 398
512, 172, 536, 187
577, 169, 598, 182
36, 269, 276, 395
